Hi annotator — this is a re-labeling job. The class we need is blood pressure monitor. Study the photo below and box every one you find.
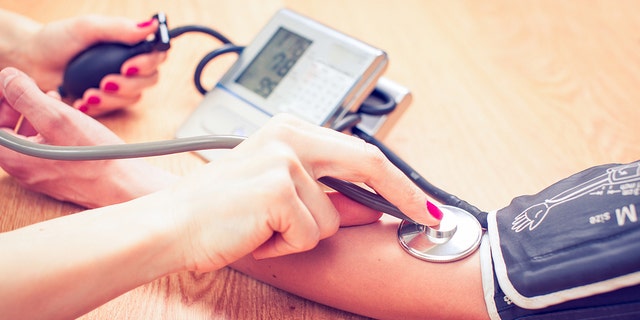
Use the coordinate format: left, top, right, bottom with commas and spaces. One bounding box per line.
177, 9, 389, 160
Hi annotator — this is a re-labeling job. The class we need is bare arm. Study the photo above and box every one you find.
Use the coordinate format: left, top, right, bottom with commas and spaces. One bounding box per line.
0, 9, 41, 69
0, 67, 442, 319
231, 215, 489, 320
0, 192, 180, 319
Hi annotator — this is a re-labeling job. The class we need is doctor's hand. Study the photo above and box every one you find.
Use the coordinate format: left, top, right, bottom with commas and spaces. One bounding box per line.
0, 67, 440, 272
0, 9, 166, 116
0, 67, 176, 208
157, 113, 441, 271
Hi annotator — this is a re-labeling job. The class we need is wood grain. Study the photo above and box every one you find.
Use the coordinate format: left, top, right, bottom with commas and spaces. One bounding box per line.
1, 1, 639, 318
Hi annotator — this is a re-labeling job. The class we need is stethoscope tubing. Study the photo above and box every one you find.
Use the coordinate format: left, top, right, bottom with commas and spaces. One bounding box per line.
0, 130, 414, 223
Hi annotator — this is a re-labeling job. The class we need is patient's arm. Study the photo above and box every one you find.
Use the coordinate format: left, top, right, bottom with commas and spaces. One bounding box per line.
231, 215, 489, 320
0, 67, 485, 319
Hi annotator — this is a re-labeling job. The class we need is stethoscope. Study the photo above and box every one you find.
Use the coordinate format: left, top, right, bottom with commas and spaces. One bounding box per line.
1, 13, 486, 263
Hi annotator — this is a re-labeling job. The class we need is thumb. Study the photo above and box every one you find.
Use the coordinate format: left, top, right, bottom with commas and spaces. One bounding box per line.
0, 67, 49, 117
68, 14, 158, 46
0, 67, 121, 145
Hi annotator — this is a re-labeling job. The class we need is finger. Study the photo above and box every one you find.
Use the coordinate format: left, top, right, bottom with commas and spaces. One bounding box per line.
121, 51, 167, 77
290, 162, 341, 239
251, 180, 320, 260
100, 71, 159, 98
22, 90, 64, 134
0, 128, 47, 173
0, 67, 68, 128
15, 118, 36, 136
0, 99, 22, 129
70, 15, 159, 46
257, 115, 438, 226
247, 144, 336, 259
77, 87, 142, 116
270, 143, 341, 239
0, 129, 32, 177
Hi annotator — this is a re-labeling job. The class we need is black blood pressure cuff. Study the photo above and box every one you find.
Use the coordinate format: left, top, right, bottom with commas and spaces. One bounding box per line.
480, 160, 640, 319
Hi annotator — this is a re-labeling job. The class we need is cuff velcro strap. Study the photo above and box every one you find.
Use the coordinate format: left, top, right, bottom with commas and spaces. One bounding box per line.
488, 161, 640, 309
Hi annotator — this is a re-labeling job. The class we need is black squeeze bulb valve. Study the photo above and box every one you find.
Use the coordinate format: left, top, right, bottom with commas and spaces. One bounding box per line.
58, 12, 171, 100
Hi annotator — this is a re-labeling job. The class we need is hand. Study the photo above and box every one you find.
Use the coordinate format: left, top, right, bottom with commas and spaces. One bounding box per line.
0, 67, 176, 208
511, 203, 550, 232
158, 113, 440, 272
0, 67, 439, 274
9, 13, 167, 116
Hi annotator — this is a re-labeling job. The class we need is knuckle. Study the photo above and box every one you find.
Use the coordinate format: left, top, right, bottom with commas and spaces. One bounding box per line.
265, 118, 296, 140
361, 142, 388, 174
47, 109, 69, 127
298, 230, 321, 251
265, 141, 299, 166
267, 173, 296, 199
148, 73, 160, 85
403, 183, 424, 205
71, 15, 102, 33
270, 113, 301, 125
263, 114, 308, 139
320, 213, 341, 238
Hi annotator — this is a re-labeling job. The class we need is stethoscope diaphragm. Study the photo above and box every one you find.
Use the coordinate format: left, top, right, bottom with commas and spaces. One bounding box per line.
397, 205, 483, 262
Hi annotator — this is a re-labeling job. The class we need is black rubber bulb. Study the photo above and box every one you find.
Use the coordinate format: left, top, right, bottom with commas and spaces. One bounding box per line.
58, 41, 155, 100
58, 12, 171, 100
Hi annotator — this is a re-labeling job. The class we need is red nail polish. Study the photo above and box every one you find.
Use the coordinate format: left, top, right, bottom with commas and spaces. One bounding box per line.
136, 18, 154, 28
78, 104, 89, 113
104, 82, 119, 92
427, 201, 443, 220
87, 95, 100, 104
125, 67, 139, 76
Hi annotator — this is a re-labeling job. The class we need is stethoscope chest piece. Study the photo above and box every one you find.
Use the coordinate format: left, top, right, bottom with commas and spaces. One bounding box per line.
398, 205, 482, 262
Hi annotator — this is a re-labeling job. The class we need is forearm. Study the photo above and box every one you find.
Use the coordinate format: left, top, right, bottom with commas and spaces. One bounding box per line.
231, 217, 489, 320
0, 9, 41, 72
0, 191, 182, 320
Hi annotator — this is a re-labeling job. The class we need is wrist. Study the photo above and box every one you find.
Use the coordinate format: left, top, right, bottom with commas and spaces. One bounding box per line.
127, 188, 192, 276
0, 191, 185, 318
116, 192, 187, 278
87, 159, 180, 208
0, 10, 41, 72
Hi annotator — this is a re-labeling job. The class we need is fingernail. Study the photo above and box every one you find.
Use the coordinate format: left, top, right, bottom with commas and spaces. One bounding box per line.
87, 95, 101, 104
427, 201, 443, 220
78, 104, 89, 113
125, 66, 139, 76
136, 18, 154, 28
104, 81, 119, 92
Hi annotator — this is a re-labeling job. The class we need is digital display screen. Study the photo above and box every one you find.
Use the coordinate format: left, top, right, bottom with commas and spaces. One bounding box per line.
235, 27, 312, 98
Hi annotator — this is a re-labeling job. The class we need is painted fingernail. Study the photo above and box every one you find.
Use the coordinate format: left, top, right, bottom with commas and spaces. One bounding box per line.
125, 66, 139, 76
87, 95, 101, 104
78, 104, 89, 113
137, 18, 154, 28
427, 201, 444, 220
104, 81, 119, 92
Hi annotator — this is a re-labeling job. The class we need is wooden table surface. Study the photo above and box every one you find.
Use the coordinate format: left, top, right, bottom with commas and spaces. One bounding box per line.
1, 1, 639, 319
